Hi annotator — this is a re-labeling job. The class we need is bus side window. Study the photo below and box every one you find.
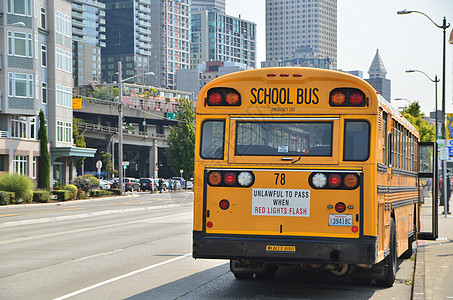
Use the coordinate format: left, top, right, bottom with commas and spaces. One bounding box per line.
388, 132, 393, 167
200, 120, 225, 159
343, 120, 370, 161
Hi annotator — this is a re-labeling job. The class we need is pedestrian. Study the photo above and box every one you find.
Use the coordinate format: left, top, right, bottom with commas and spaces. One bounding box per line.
158, 178, 163, 193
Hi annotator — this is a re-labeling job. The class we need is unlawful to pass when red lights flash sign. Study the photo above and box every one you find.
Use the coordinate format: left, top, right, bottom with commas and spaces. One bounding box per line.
252, 188, 310, 217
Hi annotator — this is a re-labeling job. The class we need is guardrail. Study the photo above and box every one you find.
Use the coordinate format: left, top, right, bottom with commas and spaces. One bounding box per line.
77, 122, 166, 139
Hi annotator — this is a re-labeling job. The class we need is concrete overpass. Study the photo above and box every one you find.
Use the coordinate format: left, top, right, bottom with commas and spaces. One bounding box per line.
74, 98, 178, 179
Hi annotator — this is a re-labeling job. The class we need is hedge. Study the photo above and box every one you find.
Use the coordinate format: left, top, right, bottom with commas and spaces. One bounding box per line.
52, 190, 71, 201
33, 190, 50, 203
0, 191, 15, 205
110, 189, 122, 195
91, 190, 111, 197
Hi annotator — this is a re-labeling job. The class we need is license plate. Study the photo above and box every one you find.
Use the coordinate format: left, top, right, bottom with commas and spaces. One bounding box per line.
266, 245, 296, 253
329, 214, 353, 226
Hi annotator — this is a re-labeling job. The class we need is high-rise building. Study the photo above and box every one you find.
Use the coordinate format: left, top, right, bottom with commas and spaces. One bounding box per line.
264, 0, 337, 69
192, 0, 225, 13
0, 0, 95, 185
190, 9, 256, 69
150, 0, 191, 89
100, 0, 153, 85
72, 0, 106, 87
101, 0, 190, 89
365, 49, 391, 102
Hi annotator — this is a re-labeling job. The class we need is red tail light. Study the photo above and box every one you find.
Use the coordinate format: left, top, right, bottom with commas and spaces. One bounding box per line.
224, 172, 237, 186
328, 174, 342, 188
219, 199, 230, 210
350, 92, 364, 106
335, 202, 346, 213
208, 91, 222, 105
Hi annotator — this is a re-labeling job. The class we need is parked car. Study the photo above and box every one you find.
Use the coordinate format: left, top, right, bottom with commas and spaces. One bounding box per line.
186, 180, 193, 189
99, 179, 112, 190
139, 178, 155, 191
112, 178, 140, 191
171, 177, 186, 189
124, 178, 140, 192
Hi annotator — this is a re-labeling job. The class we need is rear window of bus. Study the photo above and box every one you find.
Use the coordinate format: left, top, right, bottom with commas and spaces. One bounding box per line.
234, 121, 332, 156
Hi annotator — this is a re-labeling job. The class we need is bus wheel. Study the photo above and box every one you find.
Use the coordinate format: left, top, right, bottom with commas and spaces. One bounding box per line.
376, 219, 397, 287
233, 272, 254, 280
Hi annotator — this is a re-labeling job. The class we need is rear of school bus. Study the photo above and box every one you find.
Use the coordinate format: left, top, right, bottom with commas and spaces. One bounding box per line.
193, 67, 386, 282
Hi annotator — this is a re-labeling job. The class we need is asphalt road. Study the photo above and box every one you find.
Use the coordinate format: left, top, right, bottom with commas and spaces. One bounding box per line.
0, 191, 415, 299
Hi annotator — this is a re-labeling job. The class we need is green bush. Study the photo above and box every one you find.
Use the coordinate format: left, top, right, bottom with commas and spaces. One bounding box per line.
91, 189, 111, 197
33, 190, 50, 203
0, 191, 14, 205
52, 190, 71, 201
71, 175, 99, 193
110, 188, 122, 195
77, 189, 87, 199
64, 184, 78, 199
0, 173, 34, 202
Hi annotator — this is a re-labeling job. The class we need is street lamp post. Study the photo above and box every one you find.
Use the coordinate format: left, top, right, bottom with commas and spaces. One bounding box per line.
0, 21, 26, 29
398, 9, 450, 217
405, 69, 440, 139
117, 61, 155, 192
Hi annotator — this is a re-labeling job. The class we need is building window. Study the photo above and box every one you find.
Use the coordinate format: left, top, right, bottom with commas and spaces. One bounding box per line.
55, 11, 71, 47
8, 73, 33, 98
7, 0, 32, 16
56, 48, 71, 72
7, 31, 33, 57
42, 82, 47, 104
56, 84, 72, 107
13, 155, 28, 176
30, 117, 36, 139
32, 156, 37, 179
57, 121, 72, 143
40, 7, 46, 29
11, 116, 27, 138
41, 45, 47, 67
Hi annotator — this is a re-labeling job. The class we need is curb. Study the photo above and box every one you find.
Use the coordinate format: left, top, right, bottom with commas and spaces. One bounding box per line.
412, 241, 425, 300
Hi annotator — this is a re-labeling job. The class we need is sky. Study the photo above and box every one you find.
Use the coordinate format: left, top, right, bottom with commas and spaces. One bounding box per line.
226, 0, 453, 116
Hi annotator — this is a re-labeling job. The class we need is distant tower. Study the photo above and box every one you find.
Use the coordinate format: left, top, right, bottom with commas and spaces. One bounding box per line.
365, 49, 391, 102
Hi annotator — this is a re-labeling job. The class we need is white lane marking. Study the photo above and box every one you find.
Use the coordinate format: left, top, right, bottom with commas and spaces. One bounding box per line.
0, 211, 191, 245
53, 253, 192, 300
0, 204, 184, 228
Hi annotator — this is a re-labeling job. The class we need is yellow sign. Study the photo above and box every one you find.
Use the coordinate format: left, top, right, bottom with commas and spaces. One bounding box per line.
72, 98, 83, 109
447, 113, 453, 139
265, 245, 296, 252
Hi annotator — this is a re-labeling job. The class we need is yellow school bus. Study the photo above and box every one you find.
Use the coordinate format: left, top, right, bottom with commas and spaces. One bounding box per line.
193, 67, 437, 286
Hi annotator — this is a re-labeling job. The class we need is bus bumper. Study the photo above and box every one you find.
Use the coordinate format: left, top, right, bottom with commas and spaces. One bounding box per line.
193, 231, 378, 264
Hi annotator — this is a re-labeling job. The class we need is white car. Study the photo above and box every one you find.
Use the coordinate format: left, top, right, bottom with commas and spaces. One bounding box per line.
99, 179, 112, 190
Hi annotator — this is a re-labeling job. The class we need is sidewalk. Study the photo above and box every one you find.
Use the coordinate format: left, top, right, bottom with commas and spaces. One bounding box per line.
413, 207, 453, 299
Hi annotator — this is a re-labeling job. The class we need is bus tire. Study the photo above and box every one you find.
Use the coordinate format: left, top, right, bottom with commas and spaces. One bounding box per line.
233, 272, 254, 280
376, 219, 397, 287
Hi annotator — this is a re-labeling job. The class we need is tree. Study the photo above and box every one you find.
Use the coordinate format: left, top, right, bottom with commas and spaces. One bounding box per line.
100, 151, 117, 178
165, 98, 195, 180
401, 101, 435, 142
73, 117, 87, 169
90, 86, 118, 101
38, 110, 50, 190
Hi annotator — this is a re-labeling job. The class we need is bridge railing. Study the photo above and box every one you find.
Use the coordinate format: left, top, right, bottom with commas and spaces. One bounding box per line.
77, 122, 167, 139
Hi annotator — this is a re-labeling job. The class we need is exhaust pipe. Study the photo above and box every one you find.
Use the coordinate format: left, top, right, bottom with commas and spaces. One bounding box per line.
330, 250, 342, 262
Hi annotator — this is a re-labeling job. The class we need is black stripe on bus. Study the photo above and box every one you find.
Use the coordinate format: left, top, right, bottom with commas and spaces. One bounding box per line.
377, 163, 388, 173
392, 197, 418, 209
